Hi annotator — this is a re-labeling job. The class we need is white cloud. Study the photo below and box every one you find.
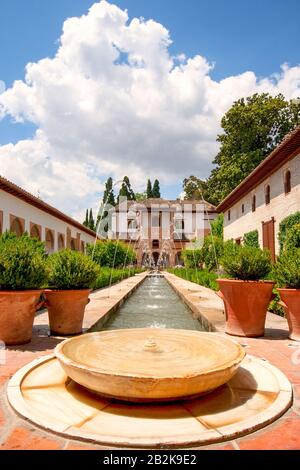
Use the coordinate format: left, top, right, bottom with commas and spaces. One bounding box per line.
0, 0, 300, 219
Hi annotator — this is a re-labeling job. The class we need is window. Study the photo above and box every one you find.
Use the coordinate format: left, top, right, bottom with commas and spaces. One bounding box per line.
241, 204, 245, 214
284, 170, 291, 194
10, 217, 24, 237
45, 229, 54, 253
70, 238, 76, 251
30, 224, 41, 240
228, 210, 231, 221
252, 195, 256, 212
152, 214, 160, 228
58, 234, 65, 250
265, 185, 270, 205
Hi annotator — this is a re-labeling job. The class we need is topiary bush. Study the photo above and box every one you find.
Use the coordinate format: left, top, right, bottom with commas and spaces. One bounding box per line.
243, 230, 259, 248
47, 249, 100, 289
0, 232, 48, 290
284, 224, 300, 251
273, 249, 300, 289
86, 240, 136, 268
279, 212, 300, 252
221, 245, 272, 281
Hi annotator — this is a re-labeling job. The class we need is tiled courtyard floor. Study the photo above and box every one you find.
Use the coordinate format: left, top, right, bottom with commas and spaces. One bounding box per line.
1, 272, 300, 450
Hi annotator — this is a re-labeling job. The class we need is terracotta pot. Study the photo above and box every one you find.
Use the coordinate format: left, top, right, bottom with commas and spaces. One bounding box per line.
278, 289, 300, 341
44, 289, 90, 336
217, 279, 275, 337
0, 290, 43, 345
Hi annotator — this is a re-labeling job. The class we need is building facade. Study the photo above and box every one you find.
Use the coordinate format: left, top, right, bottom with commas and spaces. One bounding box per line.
108, 198, 217, 267
0, 176, 96, 252
217, 126, 300, 259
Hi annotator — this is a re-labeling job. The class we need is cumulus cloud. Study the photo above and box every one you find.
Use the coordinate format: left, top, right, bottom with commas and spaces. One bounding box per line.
0, 0, 300, 218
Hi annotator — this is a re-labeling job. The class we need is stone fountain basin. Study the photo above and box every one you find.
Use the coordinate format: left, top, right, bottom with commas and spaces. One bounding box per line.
54, 329, 246, 402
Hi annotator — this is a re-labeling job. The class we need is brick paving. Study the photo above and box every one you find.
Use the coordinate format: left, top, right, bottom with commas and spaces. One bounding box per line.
1, 272, 300, 450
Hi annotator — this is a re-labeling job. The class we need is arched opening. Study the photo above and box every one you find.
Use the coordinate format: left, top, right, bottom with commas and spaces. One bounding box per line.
284, 170, 291, 194
45, 229, 54, 253
152, 252, 160, 266
57, 234, 65, 250
30, 224, 41, 240
10, 217, 24, 237
81, 241, 85, 253
70, 238, 76, 251
265, 185, 271, 205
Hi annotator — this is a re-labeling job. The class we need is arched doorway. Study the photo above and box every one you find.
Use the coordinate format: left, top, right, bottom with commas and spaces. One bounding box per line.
70, 238, 76, 251
152, 252, 160, 266
45, 229, 54, 253
57, 234, 65, 250
30, 224, 41, 240
10, 217, 24, 237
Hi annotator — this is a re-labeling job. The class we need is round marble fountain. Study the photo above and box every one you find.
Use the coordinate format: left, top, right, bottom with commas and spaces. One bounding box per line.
55, 329, 246, 402
7, 329, 292, 448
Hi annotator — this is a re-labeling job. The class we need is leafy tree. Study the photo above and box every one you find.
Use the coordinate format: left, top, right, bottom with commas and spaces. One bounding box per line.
146, 179, 153, 199
206, 93, 300, 205
183, 176, 209, 200
118, 176, 135, 202
135, 192, 147, 201
152, 179, 161, 198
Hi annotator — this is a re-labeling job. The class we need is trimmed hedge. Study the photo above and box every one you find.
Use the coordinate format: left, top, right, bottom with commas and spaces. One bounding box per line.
243, 230, 259, 248
168, 268, 218, 291
279, 212, 300, 252
284, 224, 300, 251
94, 267, 144, 289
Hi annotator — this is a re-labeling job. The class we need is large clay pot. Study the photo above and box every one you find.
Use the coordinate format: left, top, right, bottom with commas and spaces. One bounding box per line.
0, 291, 43, 345
278, 289, 300, 341
44, 289, 90, 336
217, 279, 275, 337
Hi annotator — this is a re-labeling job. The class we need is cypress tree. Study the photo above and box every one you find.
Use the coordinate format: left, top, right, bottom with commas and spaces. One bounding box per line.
146, 179, 153, 199
83, 209, 89, 227
152, 179, 161, 198
89, 209, 95, 231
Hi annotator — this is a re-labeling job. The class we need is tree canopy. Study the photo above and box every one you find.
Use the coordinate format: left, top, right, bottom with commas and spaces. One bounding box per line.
205, 93, 300, 205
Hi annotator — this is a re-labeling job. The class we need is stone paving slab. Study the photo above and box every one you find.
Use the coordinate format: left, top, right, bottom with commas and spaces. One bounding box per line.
1, 272, 300, 450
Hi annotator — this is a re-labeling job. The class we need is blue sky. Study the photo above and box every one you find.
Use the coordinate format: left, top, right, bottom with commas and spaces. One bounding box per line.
0, 0, 299, 211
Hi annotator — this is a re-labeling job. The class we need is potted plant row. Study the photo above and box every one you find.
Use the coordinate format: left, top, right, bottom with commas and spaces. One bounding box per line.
0, 233, 100, 345
217, 245, 274, 337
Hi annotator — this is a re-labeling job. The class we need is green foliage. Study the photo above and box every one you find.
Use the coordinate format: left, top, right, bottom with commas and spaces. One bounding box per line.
221, 245, 272, 281
146, 179, 153, 199
83, 209, 95, 231
93, 267, 144, 289
135, 192, 147, 201
87, 240, 137, 268
268, 288, 285, 317
210, 214, 224, 239
118, 176, 135, 202
279, 212, 300, 252
152, 179, 161, 198
47, 249, 100, 289
200, 236, 225, 271
182, 249, 202, 268
182, 176, 209, 201
205, 93, 300, 205
283, 223, 300, 251
274, 249, 300, 289
243, 230, 259, 248
0, 232, 48, 290
168, 268, 218, 291
83, 209, 89, 228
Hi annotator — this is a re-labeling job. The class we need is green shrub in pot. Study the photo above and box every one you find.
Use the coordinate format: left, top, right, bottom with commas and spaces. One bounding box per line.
45, 250, 100, 336
217, 245, 274, 337
0, 232, 47, 345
